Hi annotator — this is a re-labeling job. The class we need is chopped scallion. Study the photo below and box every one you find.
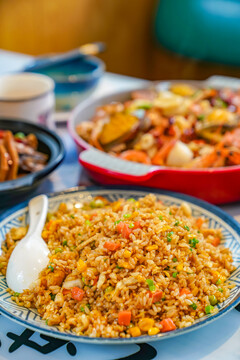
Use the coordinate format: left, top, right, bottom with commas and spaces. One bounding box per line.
146, 279, 156, 292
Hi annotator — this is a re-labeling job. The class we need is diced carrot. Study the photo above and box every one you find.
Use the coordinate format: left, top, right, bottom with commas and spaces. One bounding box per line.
211, 237, 221, 247
46, 219, 54, 230
133, 221, 141, 230
71, 287, 85, 301
196, 218, 204, 228
104, 241, 121, 251
160, 318, 176, 332
179, 288, 191, 296
93, 276, 99, 286
62, 288, 71, 296
116, 222, 132, 239
118, 311, 132, 326
90, 213, 97, 220
152, 290, 163, 303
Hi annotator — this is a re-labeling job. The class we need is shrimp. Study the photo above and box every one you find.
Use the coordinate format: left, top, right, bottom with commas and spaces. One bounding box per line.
151, 139, 176, 166
119, 150, 151, 164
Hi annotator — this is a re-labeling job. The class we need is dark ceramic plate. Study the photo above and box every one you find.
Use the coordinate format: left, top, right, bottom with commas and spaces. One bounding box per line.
0, 119, 65, 207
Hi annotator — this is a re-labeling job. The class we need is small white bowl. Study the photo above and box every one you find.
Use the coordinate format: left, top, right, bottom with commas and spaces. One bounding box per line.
0, 73, 55, 126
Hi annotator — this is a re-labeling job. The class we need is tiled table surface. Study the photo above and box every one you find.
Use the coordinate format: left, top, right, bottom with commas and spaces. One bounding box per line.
0, 52, 239, 359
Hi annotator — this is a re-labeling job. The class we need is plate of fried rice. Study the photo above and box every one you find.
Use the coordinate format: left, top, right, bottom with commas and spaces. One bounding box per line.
0, 186, 239, 344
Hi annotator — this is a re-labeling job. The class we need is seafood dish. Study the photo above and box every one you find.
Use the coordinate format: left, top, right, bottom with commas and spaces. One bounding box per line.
76, 84, 240, 168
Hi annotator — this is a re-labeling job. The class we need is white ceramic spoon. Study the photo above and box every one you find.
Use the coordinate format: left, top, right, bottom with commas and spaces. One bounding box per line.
6, 195, 50, 293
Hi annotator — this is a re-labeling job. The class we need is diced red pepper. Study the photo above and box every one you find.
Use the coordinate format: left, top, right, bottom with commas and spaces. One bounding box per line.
152, 290, 163, 303
104, 241, 121, 251
71, 287, 85, 301
179, 288, 191, 296
133, 221, 141, 230
116, 222, 132, 238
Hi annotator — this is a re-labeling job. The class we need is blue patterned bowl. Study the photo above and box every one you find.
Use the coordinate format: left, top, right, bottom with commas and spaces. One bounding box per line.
28, 56, 105, 111
0, 186, 239, 344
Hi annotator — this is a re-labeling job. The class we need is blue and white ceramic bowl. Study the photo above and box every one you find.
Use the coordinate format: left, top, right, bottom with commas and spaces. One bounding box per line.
0, 186, 239, 344
28, 56, 105, 111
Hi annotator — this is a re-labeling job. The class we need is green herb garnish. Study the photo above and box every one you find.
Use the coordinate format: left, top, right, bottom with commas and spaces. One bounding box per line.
48, 264, 54, 272
218, 288, 223, 293
13, 292, 20, 297
172, 272, 178, 278
105, 286, 114, 293
62, 240, 67, 246
128, 223, 134, 229
167, 231, 174, 242
189, 303, 197, 310
55, 248, 63, 254
146, 279, 156, 292
50, 293, 56, 301
114, 220, 122, 225
124, 214, 131, 218
116, 265, 124, 269
189, 238, 199, 248
205, 305, 214, 314
184, 225, 190, 231
215, 98, 228, 108
173, 257, 178, 262
197, 114, 205, 121
159, 216, 163, 220
216, 279, 221, 285
14, 132, 25, 139
85, 220, 91, 226
138, 104, 152, 110
174, 220, 179, 226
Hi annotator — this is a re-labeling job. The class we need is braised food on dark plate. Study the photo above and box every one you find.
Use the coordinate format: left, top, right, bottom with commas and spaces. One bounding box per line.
0, 130, 48, 182
76, 84, 240, 168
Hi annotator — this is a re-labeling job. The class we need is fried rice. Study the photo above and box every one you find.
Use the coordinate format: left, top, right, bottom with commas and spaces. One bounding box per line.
0, 194, 235, 338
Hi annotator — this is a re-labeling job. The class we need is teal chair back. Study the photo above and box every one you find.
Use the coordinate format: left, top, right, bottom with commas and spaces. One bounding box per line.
154, 0, 240, 66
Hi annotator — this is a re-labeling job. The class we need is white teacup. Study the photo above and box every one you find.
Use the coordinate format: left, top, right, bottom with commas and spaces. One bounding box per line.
0, 73, 55, 126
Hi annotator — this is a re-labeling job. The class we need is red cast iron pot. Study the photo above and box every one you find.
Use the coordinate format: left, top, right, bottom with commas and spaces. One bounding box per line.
68, 78, 240, 204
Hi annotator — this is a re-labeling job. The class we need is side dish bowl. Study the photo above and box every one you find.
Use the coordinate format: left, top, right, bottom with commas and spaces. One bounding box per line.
0, 119, 65, 207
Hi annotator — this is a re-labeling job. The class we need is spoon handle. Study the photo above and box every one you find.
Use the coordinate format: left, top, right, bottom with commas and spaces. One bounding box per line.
27, 195, 48, 237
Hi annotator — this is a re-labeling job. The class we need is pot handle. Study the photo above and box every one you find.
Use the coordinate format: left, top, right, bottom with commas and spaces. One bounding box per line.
79, 149, 162, 181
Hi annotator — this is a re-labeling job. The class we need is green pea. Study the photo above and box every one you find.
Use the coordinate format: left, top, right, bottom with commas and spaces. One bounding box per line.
205, 305, 214, 314
209, 295, 218, 306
